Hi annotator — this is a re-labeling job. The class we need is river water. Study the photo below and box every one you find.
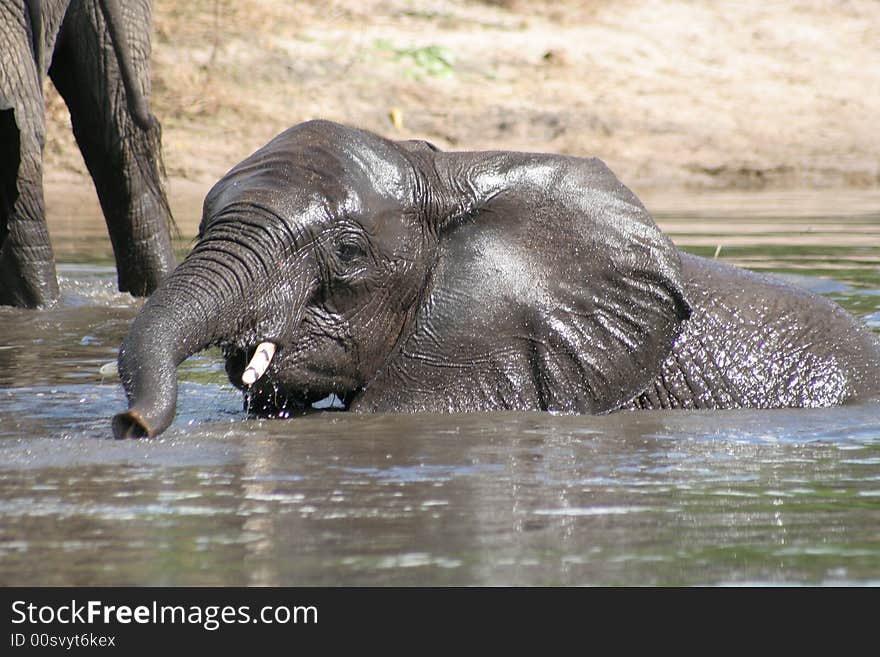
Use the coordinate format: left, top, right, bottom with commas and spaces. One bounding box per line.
1, 188, 878, 586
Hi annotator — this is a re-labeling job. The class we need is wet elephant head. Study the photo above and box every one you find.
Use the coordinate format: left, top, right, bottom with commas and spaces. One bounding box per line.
112, 119, 690, 438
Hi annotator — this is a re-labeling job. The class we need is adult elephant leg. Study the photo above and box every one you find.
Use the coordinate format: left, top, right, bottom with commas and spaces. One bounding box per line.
0, 57, 59, 307
49, 0, 175, 298
0, 108, 59, 308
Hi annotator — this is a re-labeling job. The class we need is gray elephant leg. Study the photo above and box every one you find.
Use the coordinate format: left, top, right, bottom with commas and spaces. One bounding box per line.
49, 0, 175, 297
0, 0, 61, 308
0, 107, 59, 308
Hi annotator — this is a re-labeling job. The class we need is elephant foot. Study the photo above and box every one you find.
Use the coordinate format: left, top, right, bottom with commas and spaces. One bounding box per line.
0, 242, 60, 308
115, 241, 177, 298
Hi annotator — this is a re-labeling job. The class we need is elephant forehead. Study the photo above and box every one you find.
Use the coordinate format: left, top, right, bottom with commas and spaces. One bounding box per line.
342, 143, 411, 194
267, 124, 410, 189
205, 165, 352, 223
204, 176, 327, 225
206, 152, 406, 216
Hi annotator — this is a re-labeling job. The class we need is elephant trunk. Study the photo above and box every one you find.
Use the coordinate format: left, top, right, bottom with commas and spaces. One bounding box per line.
112, 213, 314, 438
112, 315, 188, 439
112, 239, 254, 438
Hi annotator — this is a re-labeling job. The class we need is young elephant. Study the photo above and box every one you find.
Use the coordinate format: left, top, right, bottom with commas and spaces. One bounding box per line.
112, 120, 880, 438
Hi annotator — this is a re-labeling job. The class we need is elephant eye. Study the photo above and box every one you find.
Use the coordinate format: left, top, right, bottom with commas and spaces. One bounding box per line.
336, 240, 366, 263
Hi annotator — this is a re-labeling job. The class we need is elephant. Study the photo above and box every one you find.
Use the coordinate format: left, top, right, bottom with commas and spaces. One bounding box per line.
0, 0, 175, 308
112, 120, 880, 439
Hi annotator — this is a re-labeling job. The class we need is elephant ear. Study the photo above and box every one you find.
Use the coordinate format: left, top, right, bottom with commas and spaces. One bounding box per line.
353, 150, 691, 414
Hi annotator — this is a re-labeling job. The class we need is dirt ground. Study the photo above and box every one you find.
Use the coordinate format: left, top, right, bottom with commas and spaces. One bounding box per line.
42, 0, 880, 230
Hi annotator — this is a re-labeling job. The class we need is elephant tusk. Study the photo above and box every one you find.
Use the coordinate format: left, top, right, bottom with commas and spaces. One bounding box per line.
242, 342, 277, 386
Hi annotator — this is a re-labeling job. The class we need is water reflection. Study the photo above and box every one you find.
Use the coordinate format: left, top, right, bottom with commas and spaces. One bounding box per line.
1, 408, 878, 585
0, 190, 878, 586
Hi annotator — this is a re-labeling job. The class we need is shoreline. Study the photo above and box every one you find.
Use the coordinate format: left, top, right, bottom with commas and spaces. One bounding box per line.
43, 170, 880, 260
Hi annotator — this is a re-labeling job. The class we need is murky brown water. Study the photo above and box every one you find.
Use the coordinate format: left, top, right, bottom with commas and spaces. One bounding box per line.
0, 186, 878, 585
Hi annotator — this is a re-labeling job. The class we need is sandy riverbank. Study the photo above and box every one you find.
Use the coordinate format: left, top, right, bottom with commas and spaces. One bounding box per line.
42, 0, 879, 226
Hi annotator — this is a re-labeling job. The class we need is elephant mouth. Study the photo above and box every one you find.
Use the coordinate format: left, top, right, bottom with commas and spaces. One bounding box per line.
244, 387, 347, 418
244, 379, 348, 418
224, 342, 353, 417
244, 385, 310, 418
